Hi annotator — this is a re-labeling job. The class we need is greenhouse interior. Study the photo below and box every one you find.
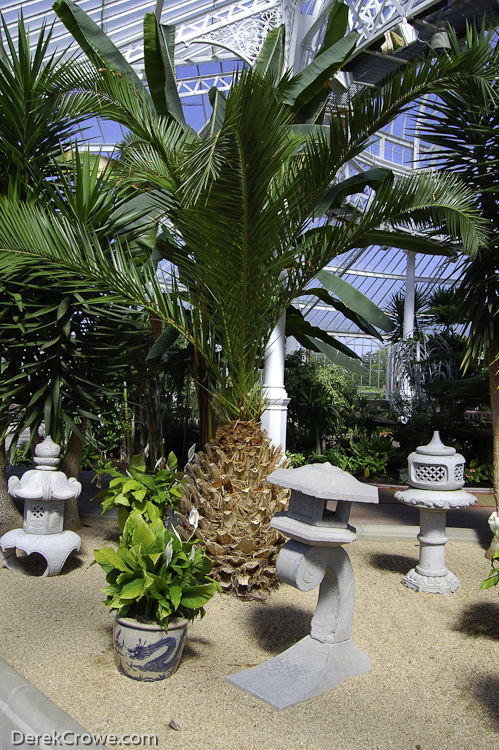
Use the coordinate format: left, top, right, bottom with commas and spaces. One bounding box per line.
0, 1, 499, 749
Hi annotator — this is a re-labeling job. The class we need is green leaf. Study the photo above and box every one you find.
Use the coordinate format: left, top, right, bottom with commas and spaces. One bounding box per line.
113, 493, 131, 507
252, 25, 285, 80
124, 544, 144, 571
146, 325, 180, 360
284, 30, 358, 119
304, 335, 366, 375
94, 547, 130, 573
358, 229, 456, 257
480, 574, 499, 589
315, 1, 350, 56
129, 454, 147, 472
131, 518, 157, 553
169, 585, 182, 611
53, 0, 151, 107
132, 487, 148, 503
117, 506, 130, 532
120, 577, 145, 600
314, 168, 393, 217
122, 479, 143, 493
143, 14, 185, 125
315, 270, 394, 332
180, 582, 218, 609
286, 306, 362, 359
145, 500, 161, 521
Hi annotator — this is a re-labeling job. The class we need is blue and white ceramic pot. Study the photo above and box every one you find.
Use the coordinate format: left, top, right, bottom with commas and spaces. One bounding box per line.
112, 614, 188, 681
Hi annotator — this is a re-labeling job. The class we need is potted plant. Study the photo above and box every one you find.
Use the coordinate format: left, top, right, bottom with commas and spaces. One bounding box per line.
94, 452, 185, 531
92, 509, 220, 680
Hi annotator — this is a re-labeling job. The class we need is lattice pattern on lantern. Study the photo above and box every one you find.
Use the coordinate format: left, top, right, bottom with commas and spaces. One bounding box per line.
31, 505, 45, 518
454, 464, 464, 482
414, 464, 447, 483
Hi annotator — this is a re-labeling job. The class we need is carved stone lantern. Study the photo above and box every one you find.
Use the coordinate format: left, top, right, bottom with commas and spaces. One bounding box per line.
227, 462, 378, 710
0, 436, 82, 576
395, 431, 476, 594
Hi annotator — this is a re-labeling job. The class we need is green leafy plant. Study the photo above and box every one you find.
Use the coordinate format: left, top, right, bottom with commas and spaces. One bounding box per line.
91, 510, 220, 630
464, 458, 493, 486
94, 453, 185, 531
346, 434, 395, 478
285, 451, 308, 468
481, 513, 499, 589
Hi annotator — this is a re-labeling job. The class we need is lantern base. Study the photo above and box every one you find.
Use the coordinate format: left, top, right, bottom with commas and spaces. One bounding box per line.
402, 567, 460, 595
227, 635, 371, 710
0, 528, 81, 577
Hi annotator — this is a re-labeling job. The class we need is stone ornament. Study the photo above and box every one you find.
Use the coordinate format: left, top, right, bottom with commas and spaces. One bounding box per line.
0, 436, 82, 576
227, 462, 378, 710
395, 431, 476, 595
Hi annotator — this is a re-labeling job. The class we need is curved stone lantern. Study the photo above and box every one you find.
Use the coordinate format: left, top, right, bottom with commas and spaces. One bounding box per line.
0, 436, 82, 576
395, 431, 476, 594
227, 462, 378, 709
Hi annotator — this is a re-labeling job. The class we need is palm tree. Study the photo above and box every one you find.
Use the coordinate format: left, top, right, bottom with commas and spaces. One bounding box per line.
417, 23, 499, 530
0, 15, 158, 532
0, 13, 102, 533
0, 5, 495, 590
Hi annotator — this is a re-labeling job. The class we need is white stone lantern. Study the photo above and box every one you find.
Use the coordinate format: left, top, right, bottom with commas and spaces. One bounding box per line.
0, 436, 82, 576
227, 462, 378, 709
395, 431, 476, 594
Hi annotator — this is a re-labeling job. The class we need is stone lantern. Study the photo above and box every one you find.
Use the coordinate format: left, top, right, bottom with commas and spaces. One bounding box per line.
395, 431, 476, 594
227, 462, 378, 710
0, 436, 82, 576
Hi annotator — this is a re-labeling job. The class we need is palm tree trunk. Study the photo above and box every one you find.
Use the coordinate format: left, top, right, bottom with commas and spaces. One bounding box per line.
61, 424, 86, 531
486, 342, 499, 558
0, 428, 22, 535
193, 350, 213, 447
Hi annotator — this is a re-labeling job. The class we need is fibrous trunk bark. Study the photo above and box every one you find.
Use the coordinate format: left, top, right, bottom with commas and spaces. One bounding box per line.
62, 427, 86, 531
181, 420, 289, 597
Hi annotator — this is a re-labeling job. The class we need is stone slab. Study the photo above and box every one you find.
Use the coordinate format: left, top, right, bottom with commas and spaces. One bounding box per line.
268, 463, 379, 503
271, 513, 357, 545
226, 635, 371, 710
0, 656, 105, 748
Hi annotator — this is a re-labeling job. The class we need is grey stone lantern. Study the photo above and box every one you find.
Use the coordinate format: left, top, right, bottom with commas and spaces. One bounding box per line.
395, 431, 476, 594
227, 462, 378, 710
0, 436, 82, 576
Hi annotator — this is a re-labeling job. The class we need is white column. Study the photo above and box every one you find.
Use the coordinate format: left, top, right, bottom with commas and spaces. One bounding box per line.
403, 250, 416, 338
261, 314, 290, 453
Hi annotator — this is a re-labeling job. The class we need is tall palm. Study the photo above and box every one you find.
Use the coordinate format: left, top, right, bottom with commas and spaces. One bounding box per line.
0, 15, 156, 532
0, 7, 495, 590
0, 13, 103, 533
418, 24, 499, 519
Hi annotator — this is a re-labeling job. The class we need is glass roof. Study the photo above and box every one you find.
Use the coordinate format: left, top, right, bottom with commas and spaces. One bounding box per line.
1, 0, 497, 346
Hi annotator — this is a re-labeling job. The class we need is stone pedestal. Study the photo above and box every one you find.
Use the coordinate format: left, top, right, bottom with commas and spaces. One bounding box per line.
226, 463, 378, 709
0, 436, 82, 577
395, 432, 476, 594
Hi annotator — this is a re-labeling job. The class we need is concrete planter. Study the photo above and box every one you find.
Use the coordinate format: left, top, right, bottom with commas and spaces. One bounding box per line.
112, 615, 188, 681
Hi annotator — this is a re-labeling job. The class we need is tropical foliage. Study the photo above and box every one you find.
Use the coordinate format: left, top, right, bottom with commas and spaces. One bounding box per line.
94, 452, 185, 531
0, 2, 493, 427
418, 23, 499, 510
92, 510, 219, 630
285, 350, 357, 453
0, 4, 498, 590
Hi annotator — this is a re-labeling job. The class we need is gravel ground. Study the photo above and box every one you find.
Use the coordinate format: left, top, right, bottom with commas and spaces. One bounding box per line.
1, 519, 499, 750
